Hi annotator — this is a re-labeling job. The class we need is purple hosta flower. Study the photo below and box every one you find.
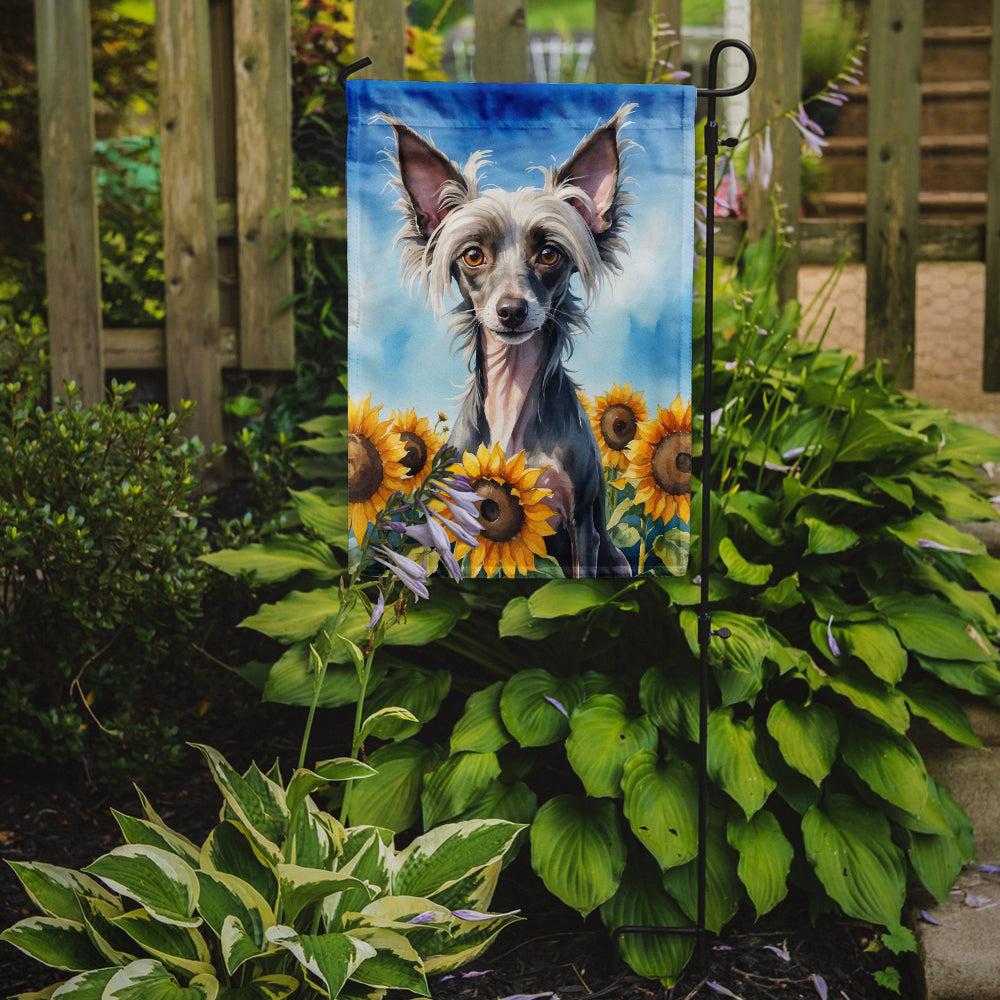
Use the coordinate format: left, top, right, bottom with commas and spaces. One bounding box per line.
811, 974, 828, 1000
747, 124, 774, 191
497, 994, 558, 1000
545, 695, 569, 719
919, 909, 958, 929
434, 475, 482, 543
367, 590, 385, 631
400, 502, 462, 581
451, 908, 521, 921
407, 911, 438, 925
917, 538, 973, 555
827, 615, 842, 658
715, 158, 741, 216
791, 104, 829, 157
979, 864, 1000, 874
763, 944, 790, 962
706, 983, 742, 999
441, 970, 493, 982
372, 545, 429, 600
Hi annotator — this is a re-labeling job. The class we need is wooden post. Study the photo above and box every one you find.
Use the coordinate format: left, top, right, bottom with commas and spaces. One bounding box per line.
354, 0, 406, 80
864, 0, 923, 389
233, 0, 294, 369
594, 0, 673, 84
983, 0, 1000, 390
34, 0, 104, 405
746, 0, 801, 305
474, 0, 527, 82
157, 0, 223, 444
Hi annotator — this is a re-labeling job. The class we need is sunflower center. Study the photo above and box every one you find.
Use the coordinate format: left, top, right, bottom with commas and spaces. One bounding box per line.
472, 478, 525, 543
651, 431, 692, 496
600, 403, 638, 451
397, 430, 428, 477
348, 432, 383, 503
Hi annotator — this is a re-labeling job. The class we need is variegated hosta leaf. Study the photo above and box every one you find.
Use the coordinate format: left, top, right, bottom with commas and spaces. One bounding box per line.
706, 707, 776, 818
0, 916, 107, 971
529, 795, 626, 917
565, 695, 658, 799
345, 926, 429, 995
421, 751, 502, 828
102, 958, 218, 999
765, 700, 838, 786
727, 810, 793, 918
424, 859, 501, 915
214, 974, 299, 1000
200, 822, 278, 910
323, 829, 393, 931
110, 908, 214, 979
277, 864, 375, 925
4, 861, 118, 922
391, 820, 524, 901
191, 745, 287, 863
838, 718, 929, 817
802, 793, 906, 926
112, 810, 202, 868
450, 681, 511, 754
285, 761, 375, 824
265, 926, 375, 998
195, 871, 274, 974
77, 894, 136, 966
599, 854, 694, 987
621, 751, 699, 871
45, 966, 118, 997
499, 669, 585, 747
83, 846, 200, 928
421, 907, 522, 975
347, 740, 442, 832
288, 802, 344, 870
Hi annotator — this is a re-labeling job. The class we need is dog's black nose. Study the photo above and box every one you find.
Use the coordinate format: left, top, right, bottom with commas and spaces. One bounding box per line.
496, 297, 528, 328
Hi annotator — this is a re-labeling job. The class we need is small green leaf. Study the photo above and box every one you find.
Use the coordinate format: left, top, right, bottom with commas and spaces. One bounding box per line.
499, 670, 584, 747
838, 718, 929, 817
727, 810, 793, 917
347, 740, 441, 832
450, 682, 511, 754
707, 708, 776, 818
527, 579, 618, 618
639, 665, 699, 742
765, 701, 838, 786
803, 517, 859, 556
718, 537, 772, 585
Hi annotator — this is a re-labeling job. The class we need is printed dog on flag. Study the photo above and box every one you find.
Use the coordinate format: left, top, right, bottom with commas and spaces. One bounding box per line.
382, 105, 636, 577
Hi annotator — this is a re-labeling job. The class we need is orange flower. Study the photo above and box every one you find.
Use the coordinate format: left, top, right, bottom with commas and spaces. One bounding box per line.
583, 382, 649, 471
624, 395, 693, 524
348, 395, 410, 545
390, 408, 443, 494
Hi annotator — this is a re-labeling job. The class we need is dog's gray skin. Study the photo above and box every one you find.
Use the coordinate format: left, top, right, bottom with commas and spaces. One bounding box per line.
382, 106, 635, 578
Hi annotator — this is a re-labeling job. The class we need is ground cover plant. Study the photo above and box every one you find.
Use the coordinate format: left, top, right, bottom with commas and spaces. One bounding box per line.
203, 228, 1000, 987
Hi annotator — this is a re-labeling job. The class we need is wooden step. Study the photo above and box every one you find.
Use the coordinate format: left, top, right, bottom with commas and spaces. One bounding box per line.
922, 25, 993, 83
813, 190, 987, 222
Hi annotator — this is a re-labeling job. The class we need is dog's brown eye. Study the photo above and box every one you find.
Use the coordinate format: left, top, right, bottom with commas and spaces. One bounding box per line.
538, 246, 561, 266
462, 247, 486, 267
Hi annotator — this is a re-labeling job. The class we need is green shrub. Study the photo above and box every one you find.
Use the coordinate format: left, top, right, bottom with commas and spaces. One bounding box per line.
0, 317, 220, 783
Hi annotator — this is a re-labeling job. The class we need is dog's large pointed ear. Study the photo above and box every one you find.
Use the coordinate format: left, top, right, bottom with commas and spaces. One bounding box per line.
389, 120, 467, 238
555, 110, 628, 235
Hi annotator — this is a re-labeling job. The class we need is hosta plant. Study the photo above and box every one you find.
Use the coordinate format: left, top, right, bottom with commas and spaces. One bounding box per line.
1, 744, 523, 999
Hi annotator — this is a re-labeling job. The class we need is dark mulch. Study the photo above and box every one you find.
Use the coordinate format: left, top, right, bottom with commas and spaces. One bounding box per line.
1, 747, 915, 1000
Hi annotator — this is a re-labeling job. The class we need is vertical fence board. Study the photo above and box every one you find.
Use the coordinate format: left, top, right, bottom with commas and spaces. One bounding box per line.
354, 0, 406, 80
233, 0, 294, 369
34, 0, 103, 405
474, 0, 527, 82
157, 0, 223, 444
864, 0, 923, 389
746, 0, 801, 303
594, 0, 657, 83
983, 0, 1000, 390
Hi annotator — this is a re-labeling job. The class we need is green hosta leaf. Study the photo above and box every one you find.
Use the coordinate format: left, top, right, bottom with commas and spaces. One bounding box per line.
724, 489, 784, 545
195, 871, 273, 974
346, 926, 428, 994
112, 812, 201, 868
639, 665, 699, 742
200, 536, 340, 584
565, 695, 658, 798
755, 573, 805, 614
901, 680, 982, 748
530, 795, 626, 917
718, 537, 772, 585
242, 590, 343, 643
839, 718, 928, 816
909, 827, 965, 905
527, 579, 618, 617
812, 662, 910, 732
288, 487, 348, 544
5, 862, 118, 922
936, 420, 1000, 465
260, 644, 385, 709
834, 410, 927, 463
453, 779, 538, 827
661, 811, 741, 933
916, 655, 1000, 697
111, 908, 214, 978
875, 594, 995, 662
191, 746, 287, 862
421, 751, 502, 828
200, 822, 278, 910
680, 610, 770, 706
277, 865, 374, 925
347, 740, 441, 832
360, 706, 421, 742
599, 853, 694, 987
103, 959, 218, 1000
906, 472, 998, 521
803, 517, 859, 556
83, 846, 200, 928
499, 670, 584, 747
886, 511, 985, 556
765, 700, 838, 786
336, 591, 469, 651
265, 926, 375, 997
707, 708, 776, 818
362, 667, 451, 740
911, 562, 1000, 633
967, 553, 1000, 597
450, 682, 511, 754
393, 820, 524, 900
802, 793, 906, 926
835, 621, 907, 684
216, 975, 299, 1000
727, 811, 793, 917
0, 916, 107, 971
621, 751, 699, 870
497, 597, 564, 639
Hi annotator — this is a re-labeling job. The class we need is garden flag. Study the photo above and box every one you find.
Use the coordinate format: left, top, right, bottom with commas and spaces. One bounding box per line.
347, 80, 695, 580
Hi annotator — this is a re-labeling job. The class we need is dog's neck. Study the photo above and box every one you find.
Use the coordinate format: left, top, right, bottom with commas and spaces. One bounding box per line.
479, 326, 547, 455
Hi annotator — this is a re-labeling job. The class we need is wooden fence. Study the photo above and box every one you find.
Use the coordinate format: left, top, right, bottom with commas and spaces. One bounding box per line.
33, 0, 1000, 445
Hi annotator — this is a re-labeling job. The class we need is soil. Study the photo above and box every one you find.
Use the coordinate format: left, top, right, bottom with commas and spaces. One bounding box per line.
0, 743, 913, 1000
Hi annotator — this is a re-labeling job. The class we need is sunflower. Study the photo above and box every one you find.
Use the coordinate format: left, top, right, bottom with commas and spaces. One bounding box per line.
625, 395, 693, 524
390, 408, 443, 494
583, 382, 649, 471
348, 395, 410, 545
445, 443, 557, 579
